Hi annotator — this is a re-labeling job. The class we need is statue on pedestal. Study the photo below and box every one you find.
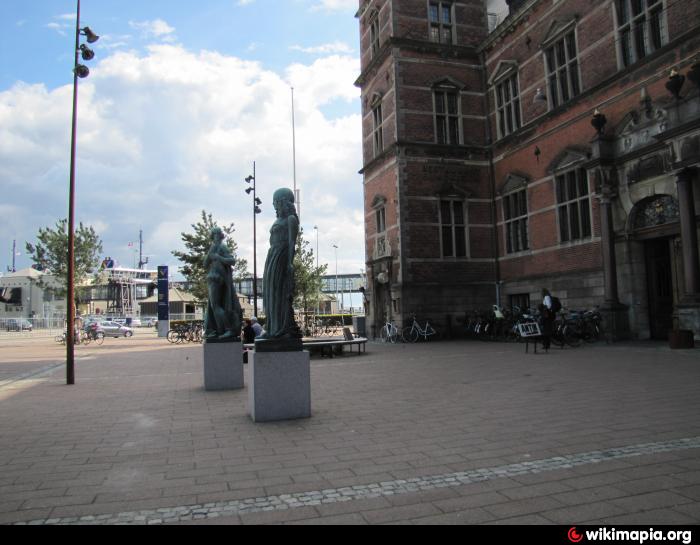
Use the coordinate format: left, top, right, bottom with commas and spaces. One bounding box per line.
204, 227, 242, 342
258, 188, 302, 349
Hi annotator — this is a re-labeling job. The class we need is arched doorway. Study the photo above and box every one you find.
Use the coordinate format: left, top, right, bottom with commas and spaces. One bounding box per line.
631, 195, 681, 340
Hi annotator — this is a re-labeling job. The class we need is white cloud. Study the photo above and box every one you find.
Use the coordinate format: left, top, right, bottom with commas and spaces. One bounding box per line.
310, 0, 358, 12
290, 41, 354, 55
0, 44, 364, 276
129, 19, 177, 43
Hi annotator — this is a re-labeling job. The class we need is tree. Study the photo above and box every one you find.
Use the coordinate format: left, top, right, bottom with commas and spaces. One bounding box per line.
172, 210, 249, 303
25, 219, 103, 300
293, 228, 328, 320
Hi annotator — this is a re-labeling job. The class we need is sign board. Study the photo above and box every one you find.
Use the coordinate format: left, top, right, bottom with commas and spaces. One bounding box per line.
157, 266, 169, 326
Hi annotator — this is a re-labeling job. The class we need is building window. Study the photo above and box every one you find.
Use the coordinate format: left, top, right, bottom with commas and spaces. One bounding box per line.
376, 207, 386, 233
440, 200, 467, 258
434, 88, 461, 145
370, 14, 380, 57
495, 74, 521, 138
556, 168, 592, 243
615, 0, 666, 67
503, 189, 529, 253
429, 1, 454, 44
372, 102, 384, 157
509, 293, 530, 312
544, 31, 581, 108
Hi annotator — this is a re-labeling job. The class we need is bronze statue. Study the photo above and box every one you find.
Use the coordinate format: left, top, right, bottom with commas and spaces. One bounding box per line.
259, 188, 302, 341
204, 227, 242, 342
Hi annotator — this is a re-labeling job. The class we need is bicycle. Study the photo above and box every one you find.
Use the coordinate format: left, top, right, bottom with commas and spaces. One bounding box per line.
402, 315, 440, 343
380, 320, 400, 343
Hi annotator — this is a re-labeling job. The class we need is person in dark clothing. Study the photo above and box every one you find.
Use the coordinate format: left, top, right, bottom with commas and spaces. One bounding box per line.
243, 319, 255, 344
539, 288, 554, 351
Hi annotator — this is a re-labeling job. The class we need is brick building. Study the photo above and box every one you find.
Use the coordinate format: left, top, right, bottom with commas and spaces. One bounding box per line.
356, 0, 700, 340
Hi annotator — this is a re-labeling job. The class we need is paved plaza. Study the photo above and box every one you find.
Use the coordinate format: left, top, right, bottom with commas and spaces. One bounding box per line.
1, 333, 700, 525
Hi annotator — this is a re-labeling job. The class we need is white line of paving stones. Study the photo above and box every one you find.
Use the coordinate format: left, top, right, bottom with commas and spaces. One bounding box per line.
14, 435, 700, 525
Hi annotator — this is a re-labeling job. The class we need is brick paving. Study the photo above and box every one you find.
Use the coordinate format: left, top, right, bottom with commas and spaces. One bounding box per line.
0, 336, 699, 525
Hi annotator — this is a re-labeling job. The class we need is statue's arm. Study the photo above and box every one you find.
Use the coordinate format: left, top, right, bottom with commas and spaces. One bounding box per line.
287, 216, 299, 268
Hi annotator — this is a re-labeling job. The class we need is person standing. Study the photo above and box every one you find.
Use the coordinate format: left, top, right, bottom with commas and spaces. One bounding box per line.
540, 288, 554, 351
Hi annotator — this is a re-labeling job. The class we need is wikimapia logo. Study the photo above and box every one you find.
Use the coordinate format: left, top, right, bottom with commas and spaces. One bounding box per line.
567, 527, 693, 544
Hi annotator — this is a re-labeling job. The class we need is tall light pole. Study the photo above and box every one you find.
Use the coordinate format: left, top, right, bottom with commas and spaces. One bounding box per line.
333, 244, 339, 313
67, 0, 98, 385
245, 162, 262, 316
313, 226, 319, 315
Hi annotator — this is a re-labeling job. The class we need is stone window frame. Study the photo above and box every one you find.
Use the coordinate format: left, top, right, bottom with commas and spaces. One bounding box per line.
432, 81, 462, 146
370, 93, 384, 158
541, 19, 582, 110
439, 198, 468, 259
428, 0, 456, 45
375, 206, 387, 234
613, 0, 668, 68
503, 189, 530, 254
499, 173, 530, 255
554, 167, 593, 243
368, 8, 381, 59
489, 62, 523, 140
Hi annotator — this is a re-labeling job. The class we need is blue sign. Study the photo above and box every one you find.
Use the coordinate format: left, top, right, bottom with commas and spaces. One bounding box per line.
157, 266, 169, 321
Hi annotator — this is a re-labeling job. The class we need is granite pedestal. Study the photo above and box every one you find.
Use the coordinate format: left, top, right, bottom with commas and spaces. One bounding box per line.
248, 350, 311, 423
203, 341, 244, 391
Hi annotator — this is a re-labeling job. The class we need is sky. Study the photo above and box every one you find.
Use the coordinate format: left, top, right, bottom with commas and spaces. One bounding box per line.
0, 0, 364, 281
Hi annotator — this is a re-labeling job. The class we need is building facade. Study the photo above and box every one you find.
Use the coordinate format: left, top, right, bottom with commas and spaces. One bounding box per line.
357, 0, 700, 340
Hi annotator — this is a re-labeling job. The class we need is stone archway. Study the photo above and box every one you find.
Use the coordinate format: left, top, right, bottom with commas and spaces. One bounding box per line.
628, 195, 682, 340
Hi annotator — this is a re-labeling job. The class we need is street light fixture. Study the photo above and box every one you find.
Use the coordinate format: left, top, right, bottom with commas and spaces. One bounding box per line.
66, 0, 99, 386
245, 163, 262, 315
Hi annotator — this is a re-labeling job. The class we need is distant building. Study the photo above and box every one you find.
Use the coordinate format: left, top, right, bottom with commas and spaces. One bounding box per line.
0, 268, 66, 320
357, 0, 700, 339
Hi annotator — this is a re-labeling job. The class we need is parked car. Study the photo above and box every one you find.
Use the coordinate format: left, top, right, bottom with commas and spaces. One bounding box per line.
99, 321, 134, 338
144, 317, 158, 328
6, 318, 33, 332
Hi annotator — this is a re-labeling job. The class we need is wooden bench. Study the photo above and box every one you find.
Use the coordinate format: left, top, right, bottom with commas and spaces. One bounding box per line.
517, 322, 546, 353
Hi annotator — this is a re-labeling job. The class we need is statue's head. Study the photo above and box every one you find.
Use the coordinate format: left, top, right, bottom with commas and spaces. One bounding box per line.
273, 188, 296, 217
210, 227, 224, 242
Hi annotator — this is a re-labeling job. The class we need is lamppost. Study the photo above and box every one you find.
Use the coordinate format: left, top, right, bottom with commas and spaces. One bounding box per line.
67, 0, 99, 386
333, 244, 339, 313
245, 162, 262, 316
313, 226, 319, 316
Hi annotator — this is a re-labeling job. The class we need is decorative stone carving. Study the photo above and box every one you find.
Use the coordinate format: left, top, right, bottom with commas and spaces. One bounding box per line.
632, 195, 680, 230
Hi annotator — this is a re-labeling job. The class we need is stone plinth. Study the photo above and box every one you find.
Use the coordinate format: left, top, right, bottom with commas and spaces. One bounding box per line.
203, 342, 244, 391
677, 297, 700, 340
248, 350, 311, 423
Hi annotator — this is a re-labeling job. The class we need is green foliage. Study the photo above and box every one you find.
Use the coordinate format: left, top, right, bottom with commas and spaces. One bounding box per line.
172, 210, 249, 303
293, 228, 327, 314
25, 219, 103, 299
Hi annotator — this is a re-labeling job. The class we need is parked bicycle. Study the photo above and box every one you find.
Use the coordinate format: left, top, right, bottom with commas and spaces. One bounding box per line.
167, 322, 204, 344
402, 315, 440, 343
380, 320, 400, 343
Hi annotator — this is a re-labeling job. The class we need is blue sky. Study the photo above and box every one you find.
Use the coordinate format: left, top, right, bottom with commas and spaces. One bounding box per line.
0, 0, 364, 279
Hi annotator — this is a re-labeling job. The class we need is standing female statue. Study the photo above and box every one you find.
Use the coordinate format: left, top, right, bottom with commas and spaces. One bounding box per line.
203, 227, 242, 341
260, 188, 302, 341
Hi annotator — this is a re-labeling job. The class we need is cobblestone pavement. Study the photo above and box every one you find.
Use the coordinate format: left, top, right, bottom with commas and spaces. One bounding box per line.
1, 337, 700, 525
